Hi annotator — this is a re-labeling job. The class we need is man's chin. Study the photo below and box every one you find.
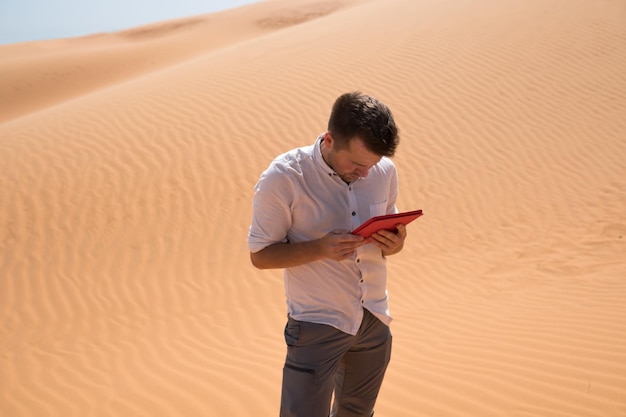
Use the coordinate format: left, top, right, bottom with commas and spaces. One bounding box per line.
341, 174, 359, 182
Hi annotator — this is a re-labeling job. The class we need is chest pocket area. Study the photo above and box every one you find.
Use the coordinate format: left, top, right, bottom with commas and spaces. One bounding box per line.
369, 201, 388, 217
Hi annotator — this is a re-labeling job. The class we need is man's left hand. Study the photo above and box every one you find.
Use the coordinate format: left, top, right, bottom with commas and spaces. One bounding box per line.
369, 224, 407, 256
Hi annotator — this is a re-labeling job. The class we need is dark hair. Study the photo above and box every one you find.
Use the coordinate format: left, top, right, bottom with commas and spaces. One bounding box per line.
327, 91, 399, 157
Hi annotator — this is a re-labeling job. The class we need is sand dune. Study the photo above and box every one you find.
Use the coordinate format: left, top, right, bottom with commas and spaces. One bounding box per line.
1, 0, 625, 415
0, 0, 367, 123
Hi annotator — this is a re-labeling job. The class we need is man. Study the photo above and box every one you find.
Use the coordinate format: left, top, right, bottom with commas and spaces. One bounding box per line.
248, 92, 407, 417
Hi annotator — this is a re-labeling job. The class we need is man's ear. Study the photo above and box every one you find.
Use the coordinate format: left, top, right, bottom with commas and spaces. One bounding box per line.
322, 131, 333, 149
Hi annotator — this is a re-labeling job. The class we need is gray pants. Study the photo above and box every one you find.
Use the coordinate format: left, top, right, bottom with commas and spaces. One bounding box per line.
280, 309, 392, 417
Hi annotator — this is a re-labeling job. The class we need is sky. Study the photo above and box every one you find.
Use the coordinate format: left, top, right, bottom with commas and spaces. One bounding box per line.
0, 0, 262, 45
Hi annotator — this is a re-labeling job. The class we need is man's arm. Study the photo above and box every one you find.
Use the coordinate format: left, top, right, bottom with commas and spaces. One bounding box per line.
250, 232, 366, 270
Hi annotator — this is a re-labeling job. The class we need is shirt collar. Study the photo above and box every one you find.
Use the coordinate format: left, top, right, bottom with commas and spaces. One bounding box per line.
312, 133, 337, 178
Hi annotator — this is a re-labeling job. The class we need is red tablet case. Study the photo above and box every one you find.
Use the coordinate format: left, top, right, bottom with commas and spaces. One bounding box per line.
351, 209, 423, 238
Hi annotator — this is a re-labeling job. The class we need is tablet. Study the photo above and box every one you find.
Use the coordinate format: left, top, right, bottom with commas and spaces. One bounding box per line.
352, 209, 423, 238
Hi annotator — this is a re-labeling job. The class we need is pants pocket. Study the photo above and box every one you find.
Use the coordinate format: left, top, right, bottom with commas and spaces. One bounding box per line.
281, 364, 326, 417
284, 363, 315, 374
284, 316, 301, 346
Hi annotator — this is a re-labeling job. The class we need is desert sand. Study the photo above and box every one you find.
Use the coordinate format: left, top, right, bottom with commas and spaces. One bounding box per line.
1, 0, 625, 415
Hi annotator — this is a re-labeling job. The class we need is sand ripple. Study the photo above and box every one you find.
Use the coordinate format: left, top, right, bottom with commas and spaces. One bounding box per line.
1, 0, 625, 415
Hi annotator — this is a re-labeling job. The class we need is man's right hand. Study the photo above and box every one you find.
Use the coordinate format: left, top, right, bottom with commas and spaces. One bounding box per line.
317, 231, 366, 262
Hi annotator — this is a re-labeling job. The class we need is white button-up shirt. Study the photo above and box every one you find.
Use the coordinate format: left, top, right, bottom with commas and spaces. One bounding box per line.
248, 135, 399, 335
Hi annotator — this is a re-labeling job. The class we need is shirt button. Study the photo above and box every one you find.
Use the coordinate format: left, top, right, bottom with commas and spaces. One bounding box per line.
356, 258, 360, 263
351, 211, 356, 216
360, 279, 364, 283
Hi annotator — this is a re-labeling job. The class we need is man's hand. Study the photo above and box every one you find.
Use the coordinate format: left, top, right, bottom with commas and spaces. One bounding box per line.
318, 232, 366, 261
369, 224, 407, 256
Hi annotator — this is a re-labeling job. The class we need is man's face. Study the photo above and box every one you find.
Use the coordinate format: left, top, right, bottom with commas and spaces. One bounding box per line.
322, 133, 382, 183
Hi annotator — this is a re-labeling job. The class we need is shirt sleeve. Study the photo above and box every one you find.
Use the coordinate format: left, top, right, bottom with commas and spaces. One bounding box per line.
247, 161, 296, 253
384, 158, 399, 215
